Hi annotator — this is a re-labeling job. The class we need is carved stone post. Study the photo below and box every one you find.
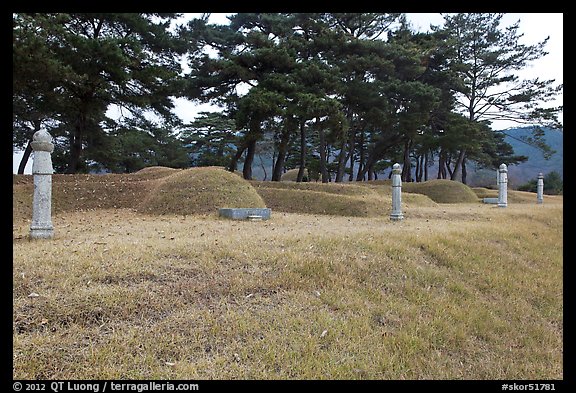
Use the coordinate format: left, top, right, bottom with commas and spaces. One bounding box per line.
390, 163, 404, 221
497, 163, 508, 208
537, 172, 544, 204
29, 130, 54, 239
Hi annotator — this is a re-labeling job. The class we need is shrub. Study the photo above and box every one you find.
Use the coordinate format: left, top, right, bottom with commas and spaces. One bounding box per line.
518, 171, 563, 195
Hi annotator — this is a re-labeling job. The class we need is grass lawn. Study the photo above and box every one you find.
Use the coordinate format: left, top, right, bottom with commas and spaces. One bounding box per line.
13, 178, 563, 379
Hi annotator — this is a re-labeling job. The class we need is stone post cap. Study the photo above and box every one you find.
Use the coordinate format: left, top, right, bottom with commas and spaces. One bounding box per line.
499, 163, 507, 172
31, 130, 54, 153
392, 163, 402, 174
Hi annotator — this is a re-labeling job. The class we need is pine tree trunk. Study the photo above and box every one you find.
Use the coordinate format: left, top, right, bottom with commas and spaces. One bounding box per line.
18, 141, 33, 175
402, 139, 412, 182
367, 162, 375, 181
437, 150, 445, 179
228, 141, 247, 172
243, 138, 256, 180
335, 137, 347, 182
271, 151, 276, 179
296, 121, 307, 182
66, 125, 83, 173
355, 130, 365, 181
445, 159, 453, 179
66, 107, 89, 174
17, 120, 42, 174
451, 148, 466, 181
272, 130, 290, 181
259, 154, 267, 181
348, 130, 355, 181
424, 152, 429, 181
318, 121, 329, 183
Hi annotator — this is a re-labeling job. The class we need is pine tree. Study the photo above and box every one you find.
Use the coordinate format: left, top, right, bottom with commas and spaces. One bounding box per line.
13, 13, 187, 173
439, 13, 562, 182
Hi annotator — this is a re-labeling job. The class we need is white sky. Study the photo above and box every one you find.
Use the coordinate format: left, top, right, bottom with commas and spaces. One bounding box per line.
14, 13, 563, 174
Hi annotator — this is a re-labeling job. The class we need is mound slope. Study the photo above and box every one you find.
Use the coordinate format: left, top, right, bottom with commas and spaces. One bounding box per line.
403, 179, 480, 203
281, 168, 308, 182
252, 180, 377, 197
137, 166, 266, 215
256, 187, 388, 217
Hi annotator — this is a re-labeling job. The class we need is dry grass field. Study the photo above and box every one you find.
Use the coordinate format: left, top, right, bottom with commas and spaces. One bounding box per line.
13, 168, 563, 380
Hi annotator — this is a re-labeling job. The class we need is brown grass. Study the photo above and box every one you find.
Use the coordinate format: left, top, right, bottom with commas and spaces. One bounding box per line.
13, 171, 563, 380
471, 187, 557, 205
13, 167, 265, 220
13, 199, 563, 379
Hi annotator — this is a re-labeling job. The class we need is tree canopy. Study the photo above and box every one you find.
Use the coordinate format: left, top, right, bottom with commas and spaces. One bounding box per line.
14, 13, 562, 184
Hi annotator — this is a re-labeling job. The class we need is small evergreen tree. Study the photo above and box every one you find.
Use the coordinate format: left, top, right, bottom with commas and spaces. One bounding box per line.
518, 171, 562, 195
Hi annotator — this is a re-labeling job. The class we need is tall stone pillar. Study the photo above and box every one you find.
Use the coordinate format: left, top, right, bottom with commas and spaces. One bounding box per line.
497, 163, 508, 208
29, 130, 54, 239
537, 172, 544, 204
390, 163, 404, 221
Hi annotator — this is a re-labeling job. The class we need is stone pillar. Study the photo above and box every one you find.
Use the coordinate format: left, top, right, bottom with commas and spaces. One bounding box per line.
537, 172, 544, 204
29, 130, 54, 239
390, 163, 404, 221
497, 163, 508, 208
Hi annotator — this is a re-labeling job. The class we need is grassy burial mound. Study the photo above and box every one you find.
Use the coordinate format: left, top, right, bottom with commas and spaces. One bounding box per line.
253, 180, 438, 217
252, 181, 389, 217
280, 168, 308, 181
13, 166, 264, 221
471, 187, 498, 199
403, 179, 480, 203
253, 180, 377, 197
137, 166, 266, 216
357, 181, 438, 208
132, 166, 181, 180
13, 173, 159, 222
256, 188, 387, 217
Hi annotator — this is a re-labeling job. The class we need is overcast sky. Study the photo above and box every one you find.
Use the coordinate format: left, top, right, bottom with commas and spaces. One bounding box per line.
14, 13, 563, 174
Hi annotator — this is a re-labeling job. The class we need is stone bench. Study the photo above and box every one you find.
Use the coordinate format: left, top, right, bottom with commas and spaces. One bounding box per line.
482, 197, 499, 204
218, 208, 271, 220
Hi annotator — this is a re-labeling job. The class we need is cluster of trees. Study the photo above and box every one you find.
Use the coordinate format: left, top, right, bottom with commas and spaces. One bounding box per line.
13, 13, 562, 183
518, 171, 563, 195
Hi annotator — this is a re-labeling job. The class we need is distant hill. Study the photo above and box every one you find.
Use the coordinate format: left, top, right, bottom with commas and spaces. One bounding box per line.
466, 127, 563, 188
